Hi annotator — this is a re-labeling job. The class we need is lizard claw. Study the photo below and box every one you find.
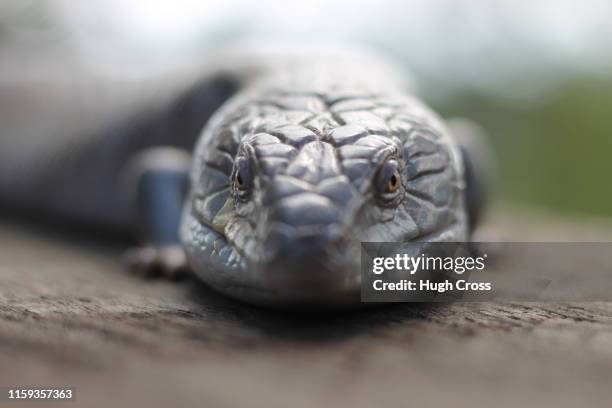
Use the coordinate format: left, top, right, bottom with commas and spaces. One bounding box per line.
124, 245, 189, 280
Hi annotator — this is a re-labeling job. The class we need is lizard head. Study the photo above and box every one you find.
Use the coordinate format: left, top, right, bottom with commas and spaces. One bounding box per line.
181, 88, 468, 306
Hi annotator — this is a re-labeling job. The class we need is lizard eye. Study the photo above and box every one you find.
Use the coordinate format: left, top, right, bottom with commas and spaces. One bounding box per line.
233, 157, 252, 199
236, 172, 246, 189
376, 159, 402, 201
385, 171, 400, 193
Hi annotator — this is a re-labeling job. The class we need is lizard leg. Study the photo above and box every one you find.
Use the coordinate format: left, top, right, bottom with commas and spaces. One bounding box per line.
447, 118, 501, 260
447, 118, 495, 235
123, 147, 191, 279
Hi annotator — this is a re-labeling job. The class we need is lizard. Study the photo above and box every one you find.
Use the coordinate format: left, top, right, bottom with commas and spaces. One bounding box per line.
0, 48, 491, 307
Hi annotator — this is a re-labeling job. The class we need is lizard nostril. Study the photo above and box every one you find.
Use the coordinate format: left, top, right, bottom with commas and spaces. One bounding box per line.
271, 193, 340, 228
262, 222, 344, 265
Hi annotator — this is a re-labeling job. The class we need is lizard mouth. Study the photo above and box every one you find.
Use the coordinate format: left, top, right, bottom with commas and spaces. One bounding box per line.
181, 201, 463, 307
181, 204, 365, 306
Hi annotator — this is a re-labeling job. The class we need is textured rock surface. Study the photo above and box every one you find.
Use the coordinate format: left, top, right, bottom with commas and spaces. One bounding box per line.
0, 209, 611, 408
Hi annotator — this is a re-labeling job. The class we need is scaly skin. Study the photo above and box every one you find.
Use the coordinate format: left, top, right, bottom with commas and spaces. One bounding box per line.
181, 57, 468, 306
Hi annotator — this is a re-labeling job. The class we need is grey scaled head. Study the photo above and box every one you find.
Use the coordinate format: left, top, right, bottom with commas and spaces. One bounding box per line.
181, 85, 468, 306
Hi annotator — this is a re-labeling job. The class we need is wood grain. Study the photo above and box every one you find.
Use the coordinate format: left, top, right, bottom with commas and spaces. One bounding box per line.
0, 209, 611, 408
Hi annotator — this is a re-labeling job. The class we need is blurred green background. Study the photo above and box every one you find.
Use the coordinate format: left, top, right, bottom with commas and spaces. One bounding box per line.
437, 77, 612, 218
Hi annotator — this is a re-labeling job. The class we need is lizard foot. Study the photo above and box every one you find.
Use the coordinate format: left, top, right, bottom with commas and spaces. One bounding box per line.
124, 245, 189, 280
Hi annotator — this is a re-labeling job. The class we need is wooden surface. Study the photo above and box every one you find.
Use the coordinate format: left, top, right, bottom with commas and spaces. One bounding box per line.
0, 209, 611, 408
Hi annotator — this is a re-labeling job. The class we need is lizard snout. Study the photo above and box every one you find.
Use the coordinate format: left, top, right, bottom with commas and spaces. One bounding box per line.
262, 192, 344, 263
